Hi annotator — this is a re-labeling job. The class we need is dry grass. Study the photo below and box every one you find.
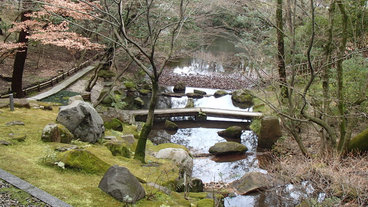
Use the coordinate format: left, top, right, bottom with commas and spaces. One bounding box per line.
267, 135, 368, 206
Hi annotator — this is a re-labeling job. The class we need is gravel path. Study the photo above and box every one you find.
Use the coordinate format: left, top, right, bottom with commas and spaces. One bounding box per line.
0, 179, 51, 207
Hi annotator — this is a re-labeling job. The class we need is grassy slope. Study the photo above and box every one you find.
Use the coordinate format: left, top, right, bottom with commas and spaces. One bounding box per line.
0, 106, 197, 207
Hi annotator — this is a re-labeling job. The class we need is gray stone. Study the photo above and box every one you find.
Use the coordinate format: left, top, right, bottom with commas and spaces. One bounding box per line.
231, 172, 274, 195
0, 140, 11, 146
68, 95, 84, 105
121, 134, 136, 145
258, 116, 282, 149
209, 142, 247, 156
14, 99, 30, 108
98, 165, 145, 203
56, 100, 105, 143
155, 148, 193, 177
193, 89, 207, 96
55, 145, 78, 152
41, 123, 74, 143
214, 90, 228, 98
173, 82, 186, 93
5, 121, 25, 126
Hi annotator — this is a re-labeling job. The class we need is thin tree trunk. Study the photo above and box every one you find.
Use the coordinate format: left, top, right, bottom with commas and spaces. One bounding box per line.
12, 10, 31, 98
134, 80, 159, 162
336, 0, 348, 152
322, 0, 335, 150
276, 0, 288, 98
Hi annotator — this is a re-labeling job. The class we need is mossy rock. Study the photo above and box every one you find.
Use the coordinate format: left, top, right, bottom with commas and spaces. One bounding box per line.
134, 97, 144, 108
348, 128, 368, 152
139, 89, 151, 96
164, 120, 178, 131
173, 82, 186, 93
209, 142, 248, 155
98, 70, 115, 78
214, 90, 228, 98
185, 98, 195, 108
250, 119, 261, 135
41, 123, 74, 143
186, 93, 204, 99
124, 81, 136, 91
231, 89, 253, 108
217, 126, 242, 139
196, 198, 214, 207
193, 89, 207, 96
59, 149, 110, 174
105, 141, 131, 158
104, 118, 123, 132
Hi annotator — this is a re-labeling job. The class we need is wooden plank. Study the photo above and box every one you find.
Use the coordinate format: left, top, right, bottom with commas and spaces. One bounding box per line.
130, 107, 262, 120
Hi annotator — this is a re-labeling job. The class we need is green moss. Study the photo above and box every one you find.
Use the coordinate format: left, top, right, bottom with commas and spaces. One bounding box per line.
104, 118, 123, 131
59, 149, 110, 174
164, 120, 178, 131
348, 128, 368, 152
105, 142, 131, 158
188, 192, 208, 199
97, 70, 115, 78
139, 89, 151, 95
214, 90, 228, 98
196, 198, 214, 207
151, 143, 189, 153
122, 123, 139, 138
124, 80, 136, 90
250, 118, 261, 135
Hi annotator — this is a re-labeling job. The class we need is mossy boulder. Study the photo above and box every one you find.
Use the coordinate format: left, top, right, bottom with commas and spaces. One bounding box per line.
134, 97, 144, 108
186, 93, 204, 99
98, 70, 115, 79
231, 172, 274, 195
193, 89, 207, 96
185, 98, 194, 108
124, 81, 136, 91
59, 149, 110, 174
209, 142, 247, 156
41, 123, 74, 143
348, 128, 368, 152
104, 118, 123, 132
105, 141, 131, 158
214, 90, 228, 98
139, 89, 151, 96
164, 120, 178, 132
217, 126, 242, 139
196, 198, 214, 207
231, 89, 253, 108
258, 116, 282, 149
173, 82, 186, 93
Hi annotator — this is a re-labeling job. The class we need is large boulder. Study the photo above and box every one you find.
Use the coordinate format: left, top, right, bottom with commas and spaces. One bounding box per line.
217, 126, 243, 139
209, 142, 247, 156
258, 116, 282, 149
41, 123, 74, 143
56, 100, 105, 143
231, 89, 253, 108
231, 172, 274, 195
99, 165, 145, 203
155, 148, 193, 177
348, 128, 368, 152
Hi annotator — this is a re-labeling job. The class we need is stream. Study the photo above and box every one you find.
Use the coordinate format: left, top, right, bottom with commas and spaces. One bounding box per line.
147, 54, 317, 206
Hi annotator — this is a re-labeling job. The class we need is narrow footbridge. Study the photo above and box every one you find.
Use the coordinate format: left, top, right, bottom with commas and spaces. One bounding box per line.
129, 107, 262, 121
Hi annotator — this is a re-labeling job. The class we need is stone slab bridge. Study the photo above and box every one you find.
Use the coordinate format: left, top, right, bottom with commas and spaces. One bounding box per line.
128, 107, 262, 122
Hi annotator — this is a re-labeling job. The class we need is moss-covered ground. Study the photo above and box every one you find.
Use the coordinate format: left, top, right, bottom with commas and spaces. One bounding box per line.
0, 105, 209, 206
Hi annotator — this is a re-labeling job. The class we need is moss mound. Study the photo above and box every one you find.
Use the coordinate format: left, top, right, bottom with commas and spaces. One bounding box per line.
196, 198, 214, 207
164, 120, 178, 131
105, 141, 131, 158
348, 128, 368, 152
104, 118, 123, 132
60, 149, 110, 174
214, 90, 228, 98
231, 89, 253, 108
152, 143, 189, 153
41, 123, 74, 143
217, 126, 242, 139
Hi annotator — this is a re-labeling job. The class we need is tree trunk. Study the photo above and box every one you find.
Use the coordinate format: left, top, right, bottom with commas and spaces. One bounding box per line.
336, 0, 348, 152
134, 80, 159, 162
276, 0, 288, 98
322, 0, 336, 149
12, 10, 31, 98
